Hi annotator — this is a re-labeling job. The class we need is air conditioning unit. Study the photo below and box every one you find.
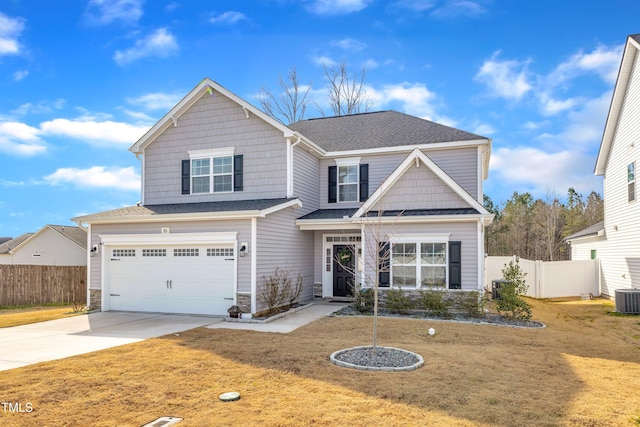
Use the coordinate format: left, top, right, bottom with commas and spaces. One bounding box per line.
615, 289, 640, 314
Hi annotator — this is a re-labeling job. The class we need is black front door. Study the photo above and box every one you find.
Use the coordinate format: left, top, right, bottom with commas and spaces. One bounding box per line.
333, 245, 354, 297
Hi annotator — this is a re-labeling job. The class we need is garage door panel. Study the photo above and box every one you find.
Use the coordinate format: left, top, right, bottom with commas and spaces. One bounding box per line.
107, 244, 235, 315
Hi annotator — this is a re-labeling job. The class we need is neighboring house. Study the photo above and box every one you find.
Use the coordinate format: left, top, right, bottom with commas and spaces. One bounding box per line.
566, 34, 640, 296
72, 78, 493, 317
0, 225, 87, 266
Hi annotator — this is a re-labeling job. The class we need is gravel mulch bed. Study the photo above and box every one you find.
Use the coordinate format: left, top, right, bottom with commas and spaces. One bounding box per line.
332, 305, 545, 329
333, 346, 420, 368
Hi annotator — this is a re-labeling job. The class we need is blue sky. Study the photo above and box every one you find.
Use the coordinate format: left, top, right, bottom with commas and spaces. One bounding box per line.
0, 0, 638, 237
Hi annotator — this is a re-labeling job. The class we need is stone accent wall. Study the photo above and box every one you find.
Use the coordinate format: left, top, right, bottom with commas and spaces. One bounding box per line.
89, 289, 102, 311
314, 282, 323, 298
236, 293, 251, 313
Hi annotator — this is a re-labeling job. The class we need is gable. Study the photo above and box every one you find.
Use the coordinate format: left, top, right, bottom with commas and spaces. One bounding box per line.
596, 34, 640, 175
354, 148, 490, 220
375, 160, 470, 211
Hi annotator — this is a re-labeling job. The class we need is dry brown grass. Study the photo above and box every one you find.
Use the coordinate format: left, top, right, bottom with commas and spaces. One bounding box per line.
0, 306, 81, 328
0, 298, 639, 426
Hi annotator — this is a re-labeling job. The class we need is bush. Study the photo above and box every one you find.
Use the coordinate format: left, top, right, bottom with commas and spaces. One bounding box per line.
418, 286, 451, 317
258, 267, 305, 315
453, 291, 485, 318
351, 287, 374, 313
495, 259, 532, 320
384, 287, 415, 314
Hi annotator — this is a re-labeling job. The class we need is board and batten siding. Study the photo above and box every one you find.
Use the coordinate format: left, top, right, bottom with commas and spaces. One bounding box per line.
318, 147, 479, 210
256, 207, 315, 312
89, 220, 252, 293
375, 161, 470, 211
596, 50, 640, 296
143, 93, 288, 205
292, 145, 321, 215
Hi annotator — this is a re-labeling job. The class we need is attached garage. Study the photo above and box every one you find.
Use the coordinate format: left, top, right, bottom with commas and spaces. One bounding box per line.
100, 232, 237, 315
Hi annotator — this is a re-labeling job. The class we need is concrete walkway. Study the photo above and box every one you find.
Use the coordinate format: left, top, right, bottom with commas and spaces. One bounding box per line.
0, 312, 215, 372
0, 302, 346, 372
206, 302, 346, 333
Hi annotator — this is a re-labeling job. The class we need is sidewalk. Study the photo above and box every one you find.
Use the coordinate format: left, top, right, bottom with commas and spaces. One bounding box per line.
206, 301, 346, 333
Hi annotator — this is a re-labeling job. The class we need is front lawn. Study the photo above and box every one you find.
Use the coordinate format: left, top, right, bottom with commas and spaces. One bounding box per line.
0, 305, 83, 328
0, 298, 638, 426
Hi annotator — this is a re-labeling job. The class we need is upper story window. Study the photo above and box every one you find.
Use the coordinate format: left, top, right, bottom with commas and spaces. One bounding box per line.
338, 165, 359, 202
183, 148, 242, 195
328, 157, 368, 204
628, 161, 635, 202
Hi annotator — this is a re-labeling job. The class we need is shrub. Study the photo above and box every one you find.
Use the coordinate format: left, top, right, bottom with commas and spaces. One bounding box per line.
258, 267, 305, 315
453, 291, 485, 318
495, 259, 532, 320
384, 287, 415, 314
351, 287, 374, 313
418, 286, 451, 317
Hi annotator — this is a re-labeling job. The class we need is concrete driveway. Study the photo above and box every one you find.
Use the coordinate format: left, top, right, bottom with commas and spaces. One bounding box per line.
0, 312, 216, 372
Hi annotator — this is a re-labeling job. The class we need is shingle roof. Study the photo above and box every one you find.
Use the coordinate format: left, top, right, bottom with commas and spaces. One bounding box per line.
0, 233, 34, 254
74, 198, 296, 221
297, 207, 479, 220
289, 110, 485, 152
631, 34, 640, 43
564, 221, 604, 241
49, 225, 87, 249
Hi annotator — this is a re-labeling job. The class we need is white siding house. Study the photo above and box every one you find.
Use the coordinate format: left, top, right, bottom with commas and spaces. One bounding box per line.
566, 34, 640, 296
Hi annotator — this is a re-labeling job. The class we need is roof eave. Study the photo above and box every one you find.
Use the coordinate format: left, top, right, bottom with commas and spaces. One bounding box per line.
322, 138, 490, 158
595, 35, 640, 176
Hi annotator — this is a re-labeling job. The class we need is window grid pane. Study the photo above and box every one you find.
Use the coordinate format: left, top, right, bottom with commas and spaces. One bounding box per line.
214, 175, 232, 192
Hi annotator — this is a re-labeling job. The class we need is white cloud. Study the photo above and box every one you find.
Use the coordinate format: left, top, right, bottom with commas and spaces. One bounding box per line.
489, 146, 600, 198
13, 70, 28, 81
472, 122, 495, 136
44, 166, 140, 191
209, 11, 247, 25
431, 0, 487, 18
547, 44, 623, 86
11, 99, 66, 115
0, 12, 25, 56
126, 92, 183, 110
39, 117, 150, 146
331, 38, 367, 51
362, 58, 379, 69
313, 55, 338, 67
85, 0, 144, 25
537, 93, 581, 116
392, 0, 436, 12
307, 0, 373, 15
0, 121, 46, 156
474, 51, 532, 101
114, 28, 178, 66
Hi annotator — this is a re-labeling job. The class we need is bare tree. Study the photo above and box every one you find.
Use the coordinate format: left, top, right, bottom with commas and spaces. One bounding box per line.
535, 190, 564, 261
334, 210, 396, 355
322, 60, 374, 116
258, 67, 311, 125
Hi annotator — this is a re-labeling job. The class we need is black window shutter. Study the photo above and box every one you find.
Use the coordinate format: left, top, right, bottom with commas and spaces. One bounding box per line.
378, 241, 390, 287
181, 160, 190, 195
328, 165, 337, 203
449, 241, 462, 289
234, 155, 243, 192
359, 164, 369, 202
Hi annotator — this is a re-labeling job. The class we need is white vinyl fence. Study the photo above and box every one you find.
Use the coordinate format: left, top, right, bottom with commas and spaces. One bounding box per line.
485, 256, 601, 299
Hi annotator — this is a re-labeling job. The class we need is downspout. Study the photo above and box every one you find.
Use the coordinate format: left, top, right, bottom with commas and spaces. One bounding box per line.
286, 135, 302, 198
251, 217, 257, 315
135, 152, 144, 205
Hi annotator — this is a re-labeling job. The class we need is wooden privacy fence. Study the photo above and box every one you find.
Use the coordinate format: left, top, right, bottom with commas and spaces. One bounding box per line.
0, 264, 86, 306
485, 256, 601, 299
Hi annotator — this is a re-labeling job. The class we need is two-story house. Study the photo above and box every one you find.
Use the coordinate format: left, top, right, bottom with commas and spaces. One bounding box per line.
566, 34, 640, 297
72, 78, 493, 317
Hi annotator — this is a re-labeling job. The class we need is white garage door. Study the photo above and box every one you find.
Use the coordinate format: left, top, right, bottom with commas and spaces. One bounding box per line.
107, 244, 235, 315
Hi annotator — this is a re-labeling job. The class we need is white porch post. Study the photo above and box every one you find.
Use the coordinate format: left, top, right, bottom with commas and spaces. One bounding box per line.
251, 217, 257, 314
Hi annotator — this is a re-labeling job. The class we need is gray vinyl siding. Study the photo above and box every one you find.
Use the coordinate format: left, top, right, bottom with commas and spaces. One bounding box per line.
256, 207, 315, 312
319, 147, 479, 210
292, 145, 320, 215
143, 93, 288, 205
89, 220, 251, 292
376, 162, 470, 210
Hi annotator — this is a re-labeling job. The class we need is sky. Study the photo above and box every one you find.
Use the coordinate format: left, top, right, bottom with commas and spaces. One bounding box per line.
0, 0, 638, 237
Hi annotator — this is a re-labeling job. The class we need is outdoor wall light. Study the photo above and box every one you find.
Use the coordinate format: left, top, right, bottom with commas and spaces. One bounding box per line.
239, 242, 248, 257
90, 246, 98, 257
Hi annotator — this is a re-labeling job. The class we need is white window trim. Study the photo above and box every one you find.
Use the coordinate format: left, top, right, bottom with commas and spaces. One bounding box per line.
188, 147, 236, 195
390, 234, 450, 289
337, 164, 359, 203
